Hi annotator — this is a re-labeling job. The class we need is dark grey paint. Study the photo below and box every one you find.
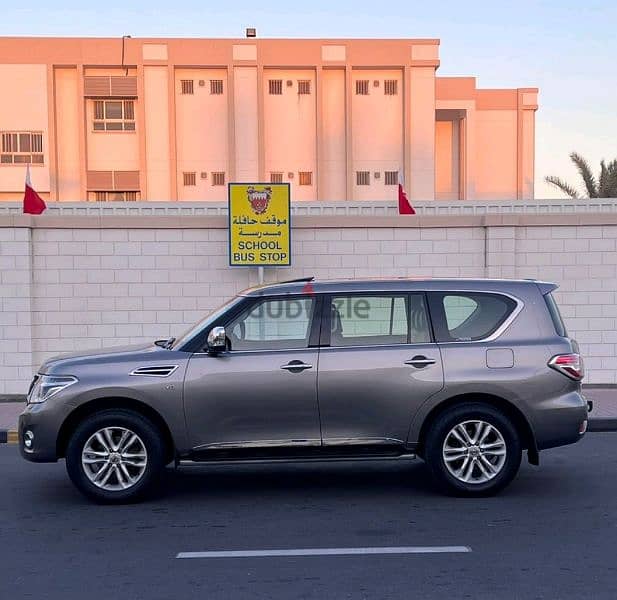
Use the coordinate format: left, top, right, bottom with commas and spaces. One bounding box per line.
19, 278, 588, 465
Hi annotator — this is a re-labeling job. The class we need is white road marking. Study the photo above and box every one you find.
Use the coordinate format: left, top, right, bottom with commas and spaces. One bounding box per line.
176, 546, 471, 559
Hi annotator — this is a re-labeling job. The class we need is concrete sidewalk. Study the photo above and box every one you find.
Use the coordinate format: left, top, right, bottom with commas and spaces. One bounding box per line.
1, 387, 615, 440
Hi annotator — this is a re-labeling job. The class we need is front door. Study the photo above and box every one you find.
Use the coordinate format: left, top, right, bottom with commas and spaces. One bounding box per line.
184, 295, 321, 451
317, 293, 444, 447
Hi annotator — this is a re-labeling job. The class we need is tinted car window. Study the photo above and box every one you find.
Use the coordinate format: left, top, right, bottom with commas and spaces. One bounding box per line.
329, 294, 430, 347
432, 292, 516, 342
544, 292, 567, 336
227, 297, 314, 350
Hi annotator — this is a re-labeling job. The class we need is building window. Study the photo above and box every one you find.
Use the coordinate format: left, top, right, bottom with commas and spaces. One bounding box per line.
384, 80, 398, 95
269, 79, 283, 95
93, 100, 135, 131
355, 80, 369, 95
183, 172, 196, 186
270, 172, 284, 184
356, 171, 370, 186
298, 80, 311, 95
384, 171, 399, 185
1, 131, 44, 164
90, 191, 138, 202
212, 172, 226, 186
181, 80, 194, 95
210, 79, 224, 95
298, 171, 313, 186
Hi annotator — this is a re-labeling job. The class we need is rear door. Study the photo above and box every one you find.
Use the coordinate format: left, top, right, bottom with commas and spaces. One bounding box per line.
317, 292, 444, 447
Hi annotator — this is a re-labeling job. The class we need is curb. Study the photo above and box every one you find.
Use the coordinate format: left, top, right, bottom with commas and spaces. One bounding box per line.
0, 430, 18, 444
588, 419, 617, 432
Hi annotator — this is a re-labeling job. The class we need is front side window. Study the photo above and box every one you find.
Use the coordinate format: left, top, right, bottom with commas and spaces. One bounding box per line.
227, 297, 314, 351
433, 292, 517, 342
329, 294, 431, 347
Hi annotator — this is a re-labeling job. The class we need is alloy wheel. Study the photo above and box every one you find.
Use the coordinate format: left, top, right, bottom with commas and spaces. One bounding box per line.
81, 427, 148, 491
442, 420, 507, 484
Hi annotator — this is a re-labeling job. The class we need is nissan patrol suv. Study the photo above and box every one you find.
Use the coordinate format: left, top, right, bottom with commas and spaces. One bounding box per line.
20, 277, 588, 502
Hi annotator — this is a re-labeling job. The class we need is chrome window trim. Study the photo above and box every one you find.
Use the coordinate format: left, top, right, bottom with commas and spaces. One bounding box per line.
193, 347, 315, 355
193, 291, 524, 353
319, 342, 435, 351
437, 290, 524, 344
129, 365, 179, 377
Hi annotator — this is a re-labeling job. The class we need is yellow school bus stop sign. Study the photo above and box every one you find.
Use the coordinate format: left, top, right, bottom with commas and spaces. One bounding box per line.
228, 183, 291, 266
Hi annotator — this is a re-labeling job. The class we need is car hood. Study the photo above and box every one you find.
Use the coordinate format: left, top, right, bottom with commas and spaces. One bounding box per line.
39, 343, 162, 374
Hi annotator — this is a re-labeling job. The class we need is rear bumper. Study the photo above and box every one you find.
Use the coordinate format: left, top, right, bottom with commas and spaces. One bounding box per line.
530, 390, 589, 451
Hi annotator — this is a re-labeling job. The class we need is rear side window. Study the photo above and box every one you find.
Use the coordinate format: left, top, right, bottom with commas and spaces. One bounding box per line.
544, 292, 567, 337
328, 293, 431, 347
430, 292, 517, 342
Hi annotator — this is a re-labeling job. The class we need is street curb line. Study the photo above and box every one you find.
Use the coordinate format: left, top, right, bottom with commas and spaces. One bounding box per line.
588, 419, 617, 432
0, 430, 18, 444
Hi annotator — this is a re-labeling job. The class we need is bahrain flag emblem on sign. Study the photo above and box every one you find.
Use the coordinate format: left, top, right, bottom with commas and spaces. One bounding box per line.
228, 183, 291, 267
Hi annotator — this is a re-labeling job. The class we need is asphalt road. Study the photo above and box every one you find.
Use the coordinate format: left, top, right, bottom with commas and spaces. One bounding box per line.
1, 434, 616, 600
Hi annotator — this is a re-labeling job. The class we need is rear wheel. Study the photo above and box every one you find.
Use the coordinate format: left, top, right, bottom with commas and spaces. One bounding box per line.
424, 403, 522, 496
65, 409, 166, 503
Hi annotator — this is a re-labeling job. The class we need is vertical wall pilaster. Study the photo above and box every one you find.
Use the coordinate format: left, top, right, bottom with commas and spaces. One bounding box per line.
485, 225, 516, 279
408, 66, 436, 201
0, 224, 34, 395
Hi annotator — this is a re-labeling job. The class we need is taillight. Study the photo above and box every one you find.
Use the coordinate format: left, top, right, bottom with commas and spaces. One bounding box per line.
548, 353, 584, 381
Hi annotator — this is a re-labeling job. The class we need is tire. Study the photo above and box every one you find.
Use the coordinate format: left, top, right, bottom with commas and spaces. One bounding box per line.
424, 403, 522, 497
65, 409, 166, 504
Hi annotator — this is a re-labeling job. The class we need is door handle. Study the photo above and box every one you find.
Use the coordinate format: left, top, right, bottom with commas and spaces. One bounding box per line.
280, 361, 313, 372
404, 355, 437, 368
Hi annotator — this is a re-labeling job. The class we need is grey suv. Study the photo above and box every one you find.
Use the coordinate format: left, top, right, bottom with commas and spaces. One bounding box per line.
20, 278, 589, 502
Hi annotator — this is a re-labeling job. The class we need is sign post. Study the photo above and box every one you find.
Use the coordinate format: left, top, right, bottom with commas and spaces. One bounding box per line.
228, 183, 291, 284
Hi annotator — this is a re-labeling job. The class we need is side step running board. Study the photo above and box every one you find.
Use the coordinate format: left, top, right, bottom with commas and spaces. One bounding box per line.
179, 453, 417, 467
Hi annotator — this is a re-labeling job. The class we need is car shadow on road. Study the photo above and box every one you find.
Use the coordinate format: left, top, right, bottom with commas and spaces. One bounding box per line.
155, 459, 438, 500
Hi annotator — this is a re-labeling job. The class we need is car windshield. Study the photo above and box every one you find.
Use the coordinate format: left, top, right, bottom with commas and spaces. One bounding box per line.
171, 295, 244, 350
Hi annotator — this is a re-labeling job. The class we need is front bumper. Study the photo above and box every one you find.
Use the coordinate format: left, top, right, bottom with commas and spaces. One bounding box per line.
18, 403, 62, 463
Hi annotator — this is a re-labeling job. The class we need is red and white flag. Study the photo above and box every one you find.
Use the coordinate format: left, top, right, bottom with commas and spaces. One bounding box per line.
397, 171, 415, 215
23, 164, 46, 215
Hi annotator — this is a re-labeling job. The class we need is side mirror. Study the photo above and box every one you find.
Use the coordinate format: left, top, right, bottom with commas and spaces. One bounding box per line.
206, 326, 227, 353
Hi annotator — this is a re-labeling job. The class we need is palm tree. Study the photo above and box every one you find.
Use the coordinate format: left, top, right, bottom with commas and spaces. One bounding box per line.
545, 153, 617, 198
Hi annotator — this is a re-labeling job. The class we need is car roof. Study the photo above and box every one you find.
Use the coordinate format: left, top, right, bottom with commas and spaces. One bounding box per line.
239, 277, 556, 297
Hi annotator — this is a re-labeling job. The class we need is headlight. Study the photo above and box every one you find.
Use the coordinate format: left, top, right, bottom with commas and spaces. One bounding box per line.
27, 375, 78, 404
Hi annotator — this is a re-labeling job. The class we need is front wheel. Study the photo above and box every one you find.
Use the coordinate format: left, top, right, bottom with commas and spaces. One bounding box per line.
65, 409, 166, 503
424, 403, 522, 496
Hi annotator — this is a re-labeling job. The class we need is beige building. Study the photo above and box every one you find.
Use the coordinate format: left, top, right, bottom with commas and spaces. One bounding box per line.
0, 36, 538, 203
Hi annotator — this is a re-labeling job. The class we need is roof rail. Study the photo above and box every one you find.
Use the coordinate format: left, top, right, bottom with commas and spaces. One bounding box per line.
276, 276, 315, 284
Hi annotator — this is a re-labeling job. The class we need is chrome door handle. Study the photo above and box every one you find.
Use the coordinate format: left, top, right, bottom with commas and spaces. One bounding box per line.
280, 361, 313, 371
404, 356, 437, 368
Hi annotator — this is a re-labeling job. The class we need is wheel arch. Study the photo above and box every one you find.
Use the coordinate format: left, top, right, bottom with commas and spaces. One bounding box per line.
416, 393, 539, 464
56, 397, 176, 463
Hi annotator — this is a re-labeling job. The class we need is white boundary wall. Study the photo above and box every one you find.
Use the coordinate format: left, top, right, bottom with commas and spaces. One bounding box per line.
1, 200, 617, 393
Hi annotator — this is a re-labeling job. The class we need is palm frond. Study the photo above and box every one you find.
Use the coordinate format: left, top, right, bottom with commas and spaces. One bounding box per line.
544, 175, 579, 199
570, 152, 598, 197
605, 160, 617, 198
598, 160, 609, 197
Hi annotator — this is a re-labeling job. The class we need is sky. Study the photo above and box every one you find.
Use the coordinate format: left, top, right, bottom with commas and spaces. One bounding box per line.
2, 0, 616, 199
